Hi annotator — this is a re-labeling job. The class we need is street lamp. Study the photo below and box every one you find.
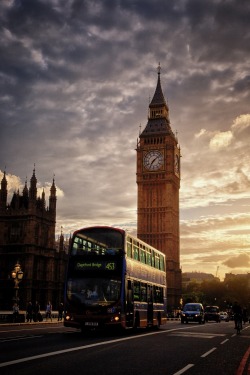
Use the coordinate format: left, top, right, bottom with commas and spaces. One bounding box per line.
11, 262, 24, 303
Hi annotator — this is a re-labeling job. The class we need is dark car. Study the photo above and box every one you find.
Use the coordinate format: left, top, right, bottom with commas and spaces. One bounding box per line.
204, 305, 220, 322
181, 303, 205, 324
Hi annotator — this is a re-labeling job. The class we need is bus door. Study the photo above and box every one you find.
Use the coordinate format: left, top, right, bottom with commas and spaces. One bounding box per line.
126, 280, 134, 327
147, 285, 153, 325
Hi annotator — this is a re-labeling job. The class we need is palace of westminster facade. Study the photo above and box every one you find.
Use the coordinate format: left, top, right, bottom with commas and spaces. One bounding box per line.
0, 67, 182, 311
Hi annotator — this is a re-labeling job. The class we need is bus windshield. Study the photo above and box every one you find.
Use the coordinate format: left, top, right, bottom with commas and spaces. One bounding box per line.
71, 227, 124, 256
66, 227, 124, 307
67, 277, 121, 306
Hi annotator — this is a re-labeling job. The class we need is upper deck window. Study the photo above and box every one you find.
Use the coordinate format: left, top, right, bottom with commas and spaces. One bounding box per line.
72, 228, 123, 256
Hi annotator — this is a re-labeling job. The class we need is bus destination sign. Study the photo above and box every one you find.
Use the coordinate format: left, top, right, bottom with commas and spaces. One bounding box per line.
75, 261, 116, 271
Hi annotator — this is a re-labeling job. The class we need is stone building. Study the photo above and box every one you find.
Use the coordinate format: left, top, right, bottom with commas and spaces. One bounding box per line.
0, 168, 68, 311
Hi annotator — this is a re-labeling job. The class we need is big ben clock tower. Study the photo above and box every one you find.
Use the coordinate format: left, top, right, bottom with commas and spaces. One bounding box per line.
136, 64, 182, 310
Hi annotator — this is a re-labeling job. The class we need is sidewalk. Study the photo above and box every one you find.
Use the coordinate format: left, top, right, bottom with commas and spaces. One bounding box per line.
0, 311, 61, 325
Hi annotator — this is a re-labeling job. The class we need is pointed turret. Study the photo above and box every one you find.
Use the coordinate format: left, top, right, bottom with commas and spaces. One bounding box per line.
59, 226, 64, 252
22, 178, 29, 209
49, 176, 57, 214
29, 166, 37, 201
140, 63, 174, 138
149, 63, 168, 109
0, 170, 8, 210
23, 178, 28, 197
41, 189, 46, 209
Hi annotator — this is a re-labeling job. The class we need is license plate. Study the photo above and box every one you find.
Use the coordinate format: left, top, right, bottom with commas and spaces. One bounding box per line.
85, 322, 98, 326
187, 317, 193, 320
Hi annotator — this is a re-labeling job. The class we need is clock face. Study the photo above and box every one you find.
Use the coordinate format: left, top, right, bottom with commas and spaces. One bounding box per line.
143, 150, 164, 171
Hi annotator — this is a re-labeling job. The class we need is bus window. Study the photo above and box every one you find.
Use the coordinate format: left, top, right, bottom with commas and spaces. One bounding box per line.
155, 254, 160, 269
151, 251, 155, 267
133, 244, 139, 261
141, 283, 147, 302
159, 255, 165, 271
140, 249, 146, 264
147, 285, 153, 302
134, 281, 140, 301
146, 249, 152, 266
127, 241, 132, 258
154, 286, 163, 303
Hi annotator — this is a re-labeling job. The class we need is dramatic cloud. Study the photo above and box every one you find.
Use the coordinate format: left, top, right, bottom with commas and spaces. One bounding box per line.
223, 253, 250, 269
209, 131, 233, 150
1, 0, 250, 279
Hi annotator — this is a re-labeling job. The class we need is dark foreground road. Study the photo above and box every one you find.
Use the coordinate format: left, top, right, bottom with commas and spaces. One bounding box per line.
0, 320, 249, 375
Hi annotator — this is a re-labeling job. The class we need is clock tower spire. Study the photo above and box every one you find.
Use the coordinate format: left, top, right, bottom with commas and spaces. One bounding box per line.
136, 64, 181, 310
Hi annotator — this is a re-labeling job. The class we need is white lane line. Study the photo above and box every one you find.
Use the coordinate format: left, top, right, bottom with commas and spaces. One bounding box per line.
0, 335, 43, 343
201, 347, 217, 358
0, 326, 63, 334
170, 333, 214, 339
173, 364, 195, 375
220, 339, 229, 345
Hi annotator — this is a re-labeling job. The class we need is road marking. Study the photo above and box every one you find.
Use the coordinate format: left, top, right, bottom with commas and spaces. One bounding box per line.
170, 332, 225, 339
220, 339, 229, 345
0, 335, 43, 343
170, 332, 214, 339
0, 326, 62, 334
173, 364, 195, 375
201, 347, 217, 357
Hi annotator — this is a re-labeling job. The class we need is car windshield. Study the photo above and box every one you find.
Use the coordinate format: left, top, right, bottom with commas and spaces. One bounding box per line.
66, 277, 121, 306
205, 307, 219, 312
184, 305, 200, 312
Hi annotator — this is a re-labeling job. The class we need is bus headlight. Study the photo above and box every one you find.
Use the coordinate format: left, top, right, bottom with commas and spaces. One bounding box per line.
110, 315, 120, 322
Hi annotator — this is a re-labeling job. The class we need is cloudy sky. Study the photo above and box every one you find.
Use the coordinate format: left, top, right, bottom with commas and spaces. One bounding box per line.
1, 0, 250, 280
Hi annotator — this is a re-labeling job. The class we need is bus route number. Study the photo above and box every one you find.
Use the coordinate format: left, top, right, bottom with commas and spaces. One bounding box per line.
105, 262, 116, 270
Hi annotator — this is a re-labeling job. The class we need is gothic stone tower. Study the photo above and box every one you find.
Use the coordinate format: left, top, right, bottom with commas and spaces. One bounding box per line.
0, 168, 67, 310
136, 66, 182, 310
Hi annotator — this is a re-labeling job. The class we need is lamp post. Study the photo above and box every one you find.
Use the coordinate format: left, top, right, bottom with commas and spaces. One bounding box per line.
11, 262, 24, 304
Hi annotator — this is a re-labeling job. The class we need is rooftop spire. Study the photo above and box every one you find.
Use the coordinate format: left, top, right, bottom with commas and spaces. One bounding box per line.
140, 64, 173, 138
157, 61, 161, 74
149, 62, 167, 108
29, 165, 37, 201
0, 170, 8, 209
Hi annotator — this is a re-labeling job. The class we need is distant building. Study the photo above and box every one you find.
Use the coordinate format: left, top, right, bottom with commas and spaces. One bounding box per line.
182, 272, 219, 287
224, 273, 250, 287
0, 168, 68, 311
